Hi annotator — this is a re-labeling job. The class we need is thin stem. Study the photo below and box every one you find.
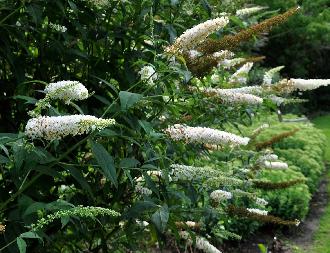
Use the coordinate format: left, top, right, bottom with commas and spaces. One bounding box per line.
0, 5, 23, 25
0, 236, 17, 251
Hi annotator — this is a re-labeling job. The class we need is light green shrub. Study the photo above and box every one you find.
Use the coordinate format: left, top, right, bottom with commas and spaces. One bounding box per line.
258, 167, 310, 220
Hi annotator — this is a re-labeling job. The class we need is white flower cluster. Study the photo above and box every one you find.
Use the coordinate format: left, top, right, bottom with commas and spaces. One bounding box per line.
136, 219, 149, 227
44, 80, 89, 104
185, 221, 198, 228
134, 170, 163, 183
257, 153, 278, 163
213, 50, 235, 60
219, 57, 245, 69
210, 73, 220, 84
135, 185, 152, 196
49, 22, 67, 33
263, 161, 288, 170
210, 190, 232, 202
223, 86, 263, 95
229, 62, 254, 84
166, 17, 229, 52
256, 197, 268, 206
188, 50, 203, 59
263, 66, 284, 85
236, 6, 266, 17
290, 79, 330, 91
165, 124, 250, 146
169, 164, 224, 181
180, 232, 222, 253
247, 208, 268, 216
269, 95, 286, 106
139, 65, 158, 86
201, 87, 263, 105
85, 0, 111, 7
25, 115, 115, 140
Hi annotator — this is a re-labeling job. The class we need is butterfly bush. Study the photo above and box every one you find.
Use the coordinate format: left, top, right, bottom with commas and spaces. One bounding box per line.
221, 86, 263, 95
220, 57, 246, 69
31, 206, 120, 231
135, 185, 152, 196
180, 231, 222, 253
7, 3, 324, 252
258, 154, 279, 163
236, 6, 266, 18
25, 115, 115, 140
229, 62, 254, 84
247, 208, 268, 216
169, 164, 225, 181
188, 49, 203, 59
165, 124, 250, 146
210, 190, 233, 203
165, 17, 229, 53
256, 198, 268, 206
263, 161, 289, 170
290, 78, 330, 91
213, 50, 235, 59
44, 80, 89, 104
263, 66, 285, 85
139, 65, 158, 86
269, 95, 286, 105
49, 22, 67, 33
197, 87, 263, 105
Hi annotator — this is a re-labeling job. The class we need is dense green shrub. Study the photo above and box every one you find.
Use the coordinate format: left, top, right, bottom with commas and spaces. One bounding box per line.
228, 114, 326, 219
258, 167, 310, 220
276, 149, 323, 191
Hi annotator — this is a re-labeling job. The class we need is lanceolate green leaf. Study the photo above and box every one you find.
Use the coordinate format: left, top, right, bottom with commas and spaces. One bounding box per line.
16, 237, 26, 253
119, 91, 143, 111
151, 205, 169, 233
91, 141, 118, 188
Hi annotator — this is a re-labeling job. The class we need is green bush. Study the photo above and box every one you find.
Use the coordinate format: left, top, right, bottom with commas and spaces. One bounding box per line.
258, 167, 310, 220
228, 114, 326, 220
276, 149, 323, 191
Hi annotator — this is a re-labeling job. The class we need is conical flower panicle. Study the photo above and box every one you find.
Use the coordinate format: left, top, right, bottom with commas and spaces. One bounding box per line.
165, 124, 250, 146
25, 115, 115, 140
197, 7, 300, 54
165, 17, 229, 53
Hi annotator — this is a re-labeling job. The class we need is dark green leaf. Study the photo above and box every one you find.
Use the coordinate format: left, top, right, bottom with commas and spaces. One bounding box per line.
151, 205, 169, 233
119, 158, 140, 168
0, 154, 9, 163
61, 216, 70, 228
23, 202, 46, 217
119, 91, 143, 111
20, 232, 41, 240
45, 200, 74, 211
12, 95, 38, 104
17, 237, 27, 253
91, 141, 118, 187
66, 167, 93, 198
124, 201, 158, 219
